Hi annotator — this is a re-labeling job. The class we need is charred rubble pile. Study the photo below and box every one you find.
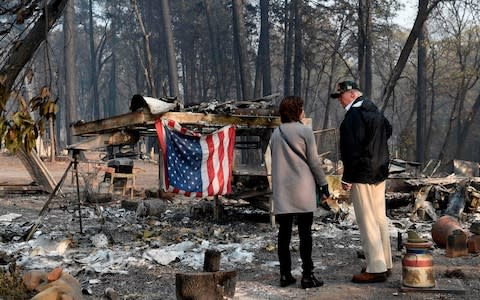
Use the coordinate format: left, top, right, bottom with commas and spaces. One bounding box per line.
318, 157, 480, 252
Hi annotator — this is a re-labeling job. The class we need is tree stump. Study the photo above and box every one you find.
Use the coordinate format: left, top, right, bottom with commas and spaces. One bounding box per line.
175, 271, 237, 300
176, 250, 236, 299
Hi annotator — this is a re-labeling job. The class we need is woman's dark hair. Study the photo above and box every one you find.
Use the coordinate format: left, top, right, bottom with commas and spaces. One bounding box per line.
279, 96, 304, 123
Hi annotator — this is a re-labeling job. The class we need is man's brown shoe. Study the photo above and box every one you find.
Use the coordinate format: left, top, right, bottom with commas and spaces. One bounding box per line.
352, 272, 387, 283
361, 267, 392, 277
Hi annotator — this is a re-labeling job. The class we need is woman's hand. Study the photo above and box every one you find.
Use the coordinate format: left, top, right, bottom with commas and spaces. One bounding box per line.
319, 184, 330, 198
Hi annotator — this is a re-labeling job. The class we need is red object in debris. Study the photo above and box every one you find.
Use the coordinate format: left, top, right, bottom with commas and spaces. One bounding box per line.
446, 229, 468, 257
431, 215, 465, 248
468, 235, 480, 253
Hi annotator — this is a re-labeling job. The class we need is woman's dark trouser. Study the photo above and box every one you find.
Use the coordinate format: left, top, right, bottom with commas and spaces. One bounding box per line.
277, 212, 314, 276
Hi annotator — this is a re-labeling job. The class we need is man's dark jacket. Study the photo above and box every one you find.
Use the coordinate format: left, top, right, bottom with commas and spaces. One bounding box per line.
340, 96, 392, 184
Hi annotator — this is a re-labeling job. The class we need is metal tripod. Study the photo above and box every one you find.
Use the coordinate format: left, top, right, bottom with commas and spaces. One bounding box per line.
25, 149, 83, 241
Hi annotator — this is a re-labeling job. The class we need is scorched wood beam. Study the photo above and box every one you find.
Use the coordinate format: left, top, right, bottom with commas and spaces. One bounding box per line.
72, 111, 282, 136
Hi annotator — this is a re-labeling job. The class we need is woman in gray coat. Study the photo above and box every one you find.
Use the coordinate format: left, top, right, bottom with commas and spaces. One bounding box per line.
270, 96, 330, 289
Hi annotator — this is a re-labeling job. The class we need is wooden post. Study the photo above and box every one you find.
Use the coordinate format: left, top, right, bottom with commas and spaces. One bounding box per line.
213, 195, 221, 221
203, 249, 221, 272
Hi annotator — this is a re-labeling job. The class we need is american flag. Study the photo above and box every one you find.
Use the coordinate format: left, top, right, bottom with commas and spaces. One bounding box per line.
155, 119, 236, 197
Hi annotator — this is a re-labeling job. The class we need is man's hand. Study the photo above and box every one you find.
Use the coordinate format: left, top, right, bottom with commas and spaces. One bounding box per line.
341, 180, 352, 191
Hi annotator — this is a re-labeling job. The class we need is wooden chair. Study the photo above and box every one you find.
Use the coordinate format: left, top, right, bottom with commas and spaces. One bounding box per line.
109, 171, 135, 198
97, 165, 143, 199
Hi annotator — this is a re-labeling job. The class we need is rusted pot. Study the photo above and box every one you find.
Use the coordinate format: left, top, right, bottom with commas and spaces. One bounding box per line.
431, 215, 465, 248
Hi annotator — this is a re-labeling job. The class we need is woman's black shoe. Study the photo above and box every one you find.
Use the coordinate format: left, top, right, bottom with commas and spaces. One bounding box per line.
280, 274, 297, 287
301, 274, 324, 289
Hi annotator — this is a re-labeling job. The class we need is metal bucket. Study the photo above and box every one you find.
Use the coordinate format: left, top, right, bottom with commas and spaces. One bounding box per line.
402, 244, 435, 288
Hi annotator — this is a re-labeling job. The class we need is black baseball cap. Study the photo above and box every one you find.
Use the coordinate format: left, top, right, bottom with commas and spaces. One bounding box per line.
330, 80, 360, 98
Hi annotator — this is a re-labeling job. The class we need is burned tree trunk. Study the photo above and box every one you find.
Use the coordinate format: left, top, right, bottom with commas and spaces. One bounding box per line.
175, 271, 236, 300
176, 250, 236, 300
0, 0, 68, 108
16, 148, 56, 193
232, 0, 253, 100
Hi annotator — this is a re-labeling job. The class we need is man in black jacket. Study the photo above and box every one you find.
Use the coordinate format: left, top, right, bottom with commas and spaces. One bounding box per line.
331, 81, 393, 283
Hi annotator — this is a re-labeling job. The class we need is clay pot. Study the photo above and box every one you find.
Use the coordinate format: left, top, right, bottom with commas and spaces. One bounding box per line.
431, 215, 465, 248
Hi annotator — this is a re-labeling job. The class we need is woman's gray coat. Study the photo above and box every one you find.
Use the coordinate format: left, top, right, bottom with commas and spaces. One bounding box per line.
270, 122, 328, 215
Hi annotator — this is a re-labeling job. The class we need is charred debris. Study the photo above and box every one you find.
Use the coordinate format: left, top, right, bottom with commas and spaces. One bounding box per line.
2, 95, 480, 228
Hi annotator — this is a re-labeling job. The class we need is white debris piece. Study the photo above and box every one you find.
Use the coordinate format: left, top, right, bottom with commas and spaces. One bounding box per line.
76, 249, 129, 274
91, 233, 109, 248
29, 236, 71, 256
0, 213, 22, 222
339, 204, 357, 226
142, 96, 177, 114
143, 241, 196, 266
227, 246, 254, 264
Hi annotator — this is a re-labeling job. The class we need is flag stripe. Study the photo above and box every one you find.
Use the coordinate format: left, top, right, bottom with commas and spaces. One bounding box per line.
155, 120, 170, 190
214, 132, 222, 194
226, 126, 235, 194
216, 131, 225, 194
205, 134, 215, 195
221, 129, 230, 194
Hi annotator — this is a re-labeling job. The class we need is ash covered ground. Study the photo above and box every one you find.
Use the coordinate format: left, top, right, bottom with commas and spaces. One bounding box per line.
1, 153, 480, 300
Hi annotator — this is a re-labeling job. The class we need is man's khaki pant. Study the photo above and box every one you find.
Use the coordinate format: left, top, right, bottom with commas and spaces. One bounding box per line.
351, 181, 393, 273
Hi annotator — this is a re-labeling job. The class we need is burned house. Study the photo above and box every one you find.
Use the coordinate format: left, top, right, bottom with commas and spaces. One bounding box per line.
69, 96, 289, 217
